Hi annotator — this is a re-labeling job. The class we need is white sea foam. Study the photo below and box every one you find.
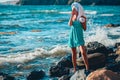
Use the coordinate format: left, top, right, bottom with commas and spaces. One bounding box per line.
39, 10, 58, 13
85, 26, 120, 47
0, 45, 71, 65
85, 10, 97, 15
59, 11, 71, 14
100, 14, 114, 16
59, 10, 97, 15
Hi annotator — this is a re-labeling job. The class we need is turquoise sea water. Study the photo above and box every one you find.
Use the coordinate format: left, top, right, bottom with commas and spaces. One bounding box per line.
0, 5, 120, 79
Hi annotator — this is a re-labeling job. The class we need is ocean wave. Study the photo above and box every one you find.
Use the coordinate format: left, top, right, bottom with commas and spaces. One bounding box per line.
85, 10, 97, 15
59, 11, 71, 14
100, 14, 114, 16
0, 12, 12, 16
0, 45, 71, 65
0, 10, 59, 16
38, 19, 67, 24
85, 27, 120, 47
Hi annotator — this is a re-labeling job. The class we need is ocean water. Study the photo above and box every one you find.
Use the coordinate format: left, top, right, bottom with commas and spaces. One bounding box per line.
0, 5, 120, 80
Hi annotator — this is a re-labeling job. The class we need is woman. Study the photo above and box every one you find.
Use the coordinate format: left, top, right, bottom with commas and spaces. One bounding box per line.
68, 1, 89, 73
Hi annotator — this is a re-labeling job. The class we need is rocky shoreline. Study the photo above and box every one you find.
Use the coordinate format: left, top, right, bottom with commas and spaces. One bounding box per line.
0, 41, 120, 80
49, 41, 120, 80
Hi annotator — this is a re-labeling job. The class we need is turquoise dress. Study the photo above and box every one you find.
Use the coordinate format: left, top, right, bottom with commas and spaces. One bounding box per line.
68, 20, 85, 48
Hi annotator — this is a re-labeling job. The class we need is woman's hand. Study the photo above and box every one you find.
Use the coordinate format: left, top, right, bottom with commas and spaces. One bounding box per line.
72, 15, 77, 21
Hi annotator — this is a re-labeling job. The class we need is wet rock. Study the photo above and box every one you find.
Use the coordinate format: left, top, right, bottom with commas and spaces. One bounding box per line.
31, 30, 41, 32
0, 32, 17, 35
116, 55, 120, 62
57, 54, 73, 68
86, 69, 120, 80
70, 69, 86, 80
77, 53, 106, 69
59, 75, 71, 80
49, 54, 72, 77
0, 72, 15, 80
105, 24, 120, 28
115, 42, 120, 48
49, 65, 69, 77
86, 41, 108, 55
107, 47, 114, 54
105, 62, 120, 73
107, 53, 118, 63
27, 70, 45, 80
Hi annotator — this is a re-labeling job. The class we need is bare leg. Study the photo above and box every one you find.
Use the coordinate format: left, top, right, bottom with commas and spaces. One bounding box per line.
79, 46, 89, 70
71, 47, 77, 73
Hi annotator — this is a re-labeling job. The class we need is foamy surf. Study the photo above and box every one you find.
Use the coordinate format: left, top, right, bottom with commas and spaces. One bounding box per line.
0, 45, 71, 65
58, 10, 97, 15
85, 26, 120, 47
85, 10, 97, 15
100, 14, 114, 16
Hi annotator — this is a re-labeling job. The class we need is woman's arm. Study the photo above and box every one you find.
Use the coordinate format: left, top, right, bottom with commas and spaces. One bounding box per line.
68, 9, 75, 26
81, 16, 87, 31
68, 15, 73, 26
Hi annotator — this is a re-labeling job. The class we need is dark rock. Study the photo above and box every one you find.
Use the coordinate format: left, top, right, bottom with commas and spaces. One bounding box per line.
107, 53, 118, 63
107, 47, 114, 54
116, 55, 120, 62
105, 24, 120, 28
115, 42, 120, 48
0, 72, 15, 80
86, 41, 108, 55
86, 69, 120, 80
105, 62, 120, 73
49, 54, 72, 77
77, 53, 106, 69
27, 70, 45, 80
49, 65, 69, 77
57, 54, 73, 68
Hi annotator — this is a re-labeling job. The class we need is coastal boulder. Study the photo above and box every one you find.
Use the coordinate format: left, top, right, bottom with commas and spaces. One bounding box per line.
107, 53, 118, 64
27, 70, 45, 80
86, 41, 108, 55
116, 55, 120, 62
105, 24, 120, 28
106, 62, 120, 73
49, 65, 69, 77
86, 69, 120, 80
0, 72, 15, 80
107, 47, 114, 54
49, 54, 72, 77
77, 53, 106, 69
115, 42, 120, 48
57, 54, 73, 68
